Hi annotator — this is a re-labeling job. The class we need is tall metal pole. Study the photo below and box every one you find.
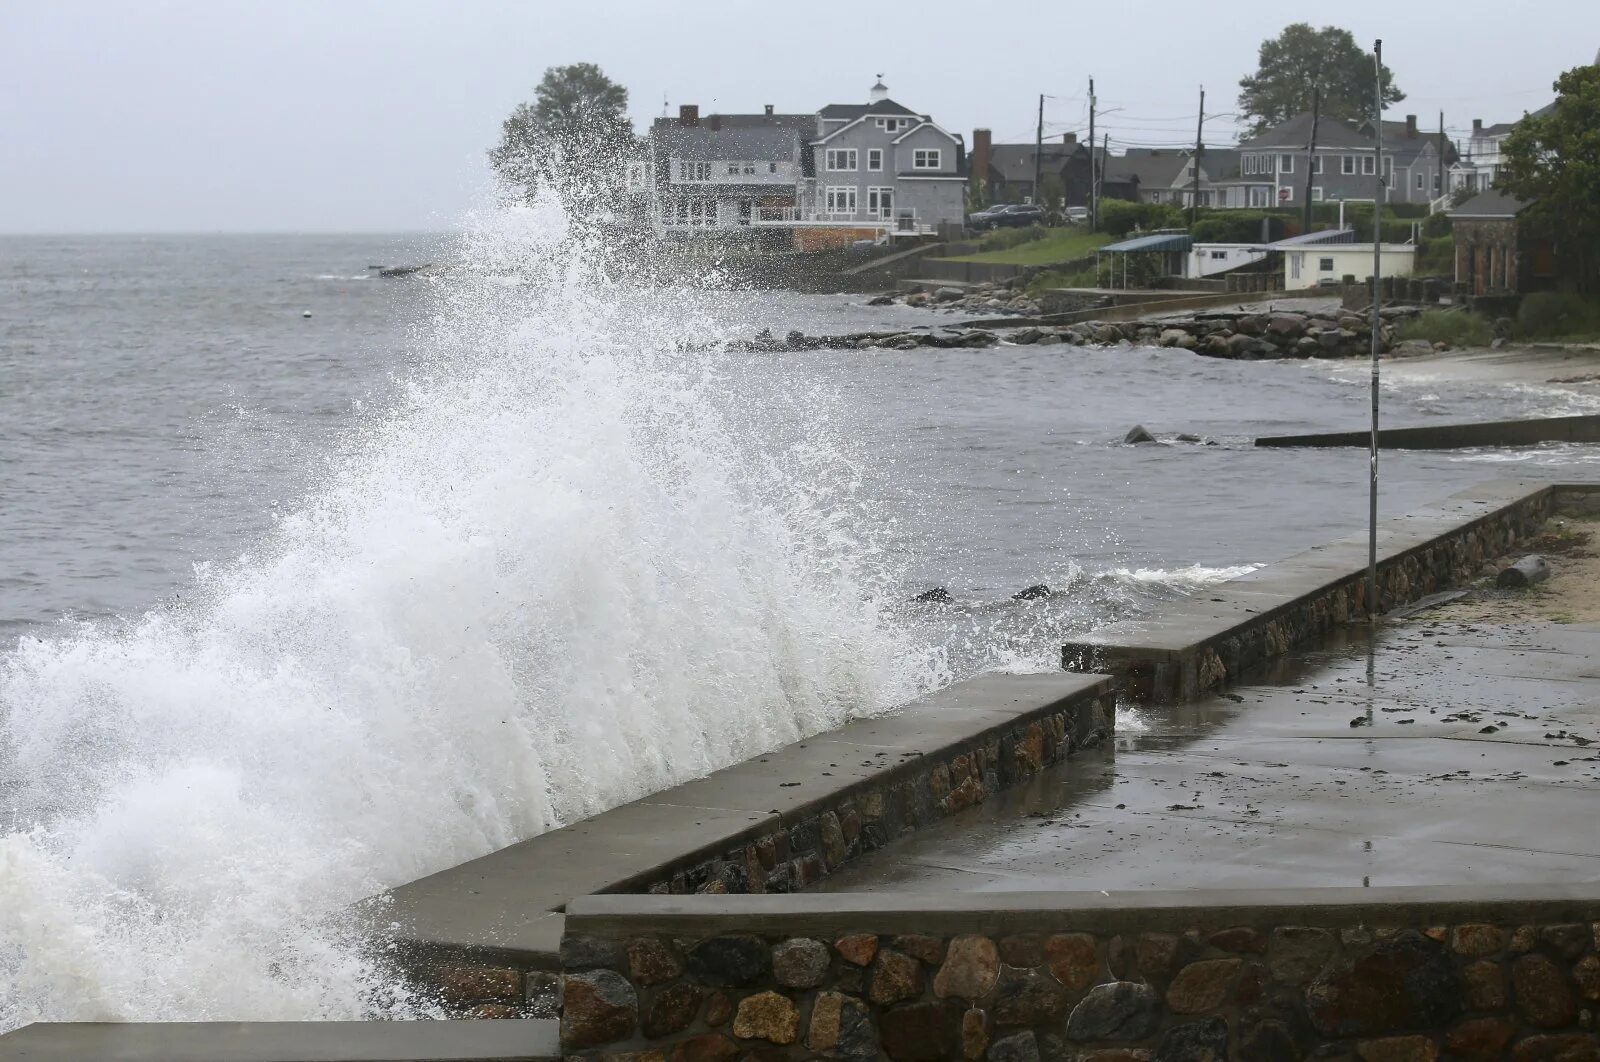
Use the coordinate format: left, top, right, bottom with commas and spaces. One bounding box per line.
1190, 86, 1205, 225
1034, 94, 1045, 205
1302, 84, 1321, 232
1088, 78, 1097, 229
1368, 39, 1384, 620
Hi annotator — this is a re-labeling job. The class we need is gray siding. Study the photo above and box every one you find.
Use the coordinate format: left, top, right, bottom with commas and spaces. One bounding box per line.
813, 119, 963, 227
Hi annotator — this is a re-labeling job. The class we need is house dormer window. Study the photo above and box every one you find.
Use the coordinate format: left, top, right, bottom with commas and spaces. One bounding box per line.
874, 117, 910, 132
913, 148, 941, 169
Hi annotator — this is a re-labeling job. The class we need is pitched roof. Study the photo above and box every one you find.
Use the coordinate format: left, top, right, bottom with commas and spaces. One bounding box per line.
650, 115, 807, 162
1104, 148, 1191, 188
1449, 189, 1532, 218
819, 98, 919, 120
1240, 112, 1374, 150
986, 141, 1085, 183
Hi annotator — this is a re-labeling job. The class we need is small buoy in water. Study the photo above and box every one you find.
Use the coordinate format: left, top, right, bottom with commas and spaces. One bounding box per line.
302, 310, 313, 318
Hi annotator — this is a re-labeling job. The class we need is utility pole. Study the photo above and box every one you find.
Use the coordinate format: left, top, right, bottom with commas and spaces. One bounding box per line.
1367, 39, 1385, 621
1034, 94, 1044, 206
1101, 133, 1109, 230
1190, 86, 1204, 226
1302, 84, 1321, 232
1438, 111, 1446, 200
1088, 77, 1097, 229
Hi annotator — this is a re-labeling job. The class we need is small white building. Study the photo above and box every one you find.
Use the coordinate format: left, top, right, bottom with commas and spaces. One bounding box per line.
1186, 243, 1269, 279
1284, 244, 1416, 289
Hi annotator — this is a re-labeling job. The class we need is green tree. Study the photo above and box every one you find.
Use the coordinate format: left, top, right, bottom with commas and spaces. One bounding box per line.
1238, 24, 1404, 134
1500, 64, 1600, 294
490, 63, 634, 196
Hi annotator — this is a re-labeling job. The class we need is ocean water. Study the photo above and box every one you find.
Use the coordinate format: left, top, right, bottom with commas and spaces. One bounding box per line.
2, 203, 1597, 1028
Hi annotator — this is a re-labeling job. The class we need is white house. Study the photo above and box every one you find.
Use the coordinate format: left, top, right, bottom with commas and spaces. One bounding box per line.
1284, 243, 1416, 289
646, 80, 966, 247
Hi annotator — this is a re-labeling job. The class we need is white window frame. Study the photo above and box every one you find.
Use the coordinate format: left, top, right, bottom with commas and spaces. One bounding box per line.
1415, 170, 1425, 190
825, 185, 858, 215
1244, 155, 1256, 175
1279, 185, 1294, 203
726, 162, 740, 176
866, 186, 894, 219
677, 160, 713, 182
912, 148, 941, 170
825, 149, 858, 172
1312, 155, 1323, 174
1362, 155, 1376, 176
1248, 186, 1270, 207
1383, 156, 1393, 177
1311, 186, 1324, 201
867, 148, 883, 172
1280, 154, 1294, 174
1342, 155, 1356, 175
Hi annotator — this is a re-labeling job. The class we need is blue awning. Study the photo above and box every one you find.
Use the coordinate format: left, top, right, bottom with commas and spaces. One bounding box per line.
1100, 233, 1193, 253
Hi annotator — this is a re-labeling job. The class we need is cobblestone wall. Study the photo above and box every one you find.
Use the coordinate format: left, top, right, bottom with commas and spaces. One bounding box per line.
559, 906, 1600, 1060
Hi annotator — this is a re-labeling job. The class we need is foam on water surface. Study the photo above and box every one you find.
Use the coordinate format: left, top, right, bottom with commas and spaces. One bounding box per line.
0, 194, 928, 1028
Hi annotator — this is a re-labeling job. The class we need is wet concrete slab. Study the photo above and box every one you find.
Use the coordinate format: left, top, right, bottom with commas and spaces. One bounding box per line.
819, 620, 1600, 894
0, 1020, 557, 1061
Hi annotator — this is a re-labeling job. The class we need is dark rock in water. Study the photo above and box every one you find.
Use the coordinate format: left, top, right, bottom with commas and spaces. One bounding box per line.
1124, 425, 1158, 445
1175, 433, 1202, 443
914, 587, 953, 604
867, 294, 896, 306
1013, 584, 1052, 601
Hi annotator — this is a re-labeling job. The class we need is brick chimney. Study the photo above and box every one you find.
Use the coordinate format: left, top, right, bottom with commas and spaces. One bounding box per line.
1405, 114, 1418, 137
764, 104, 774, 116
1472, 118, 1483, 135
679, 104, 699, 127
972, 128, 992, 192
1062, 133, 1077, 145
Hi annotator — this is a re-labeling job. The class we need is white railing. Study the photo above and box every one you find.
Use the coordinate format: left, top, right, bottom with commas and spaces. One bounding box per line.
1428, 193, 1454, 216
751, 207, 927, 233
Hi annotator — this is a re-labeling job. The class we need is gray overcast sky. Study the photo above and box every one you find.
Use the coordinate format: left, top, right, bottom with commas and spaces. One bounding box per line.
3, 0, 1595, 233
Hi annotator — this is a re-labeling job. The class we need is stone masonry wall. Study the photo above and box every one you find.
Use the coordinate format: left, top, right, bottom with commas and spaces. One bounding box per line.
1065, 487, 1555, 702
412, 689, 1115, 1018
560, 910, 1600, 1061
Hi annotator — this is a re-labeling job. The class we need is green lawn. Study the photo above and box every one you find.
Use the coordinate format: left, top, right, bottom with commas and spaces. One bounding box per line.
945, 228, 1113, 265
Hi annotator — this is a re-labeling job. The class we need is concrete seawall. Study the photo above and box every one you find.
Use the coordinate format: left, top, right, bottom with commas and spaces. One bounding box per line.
379, 673, 1114, 1013
1062, 480, 1590, 703
1256, 413, 1600, 450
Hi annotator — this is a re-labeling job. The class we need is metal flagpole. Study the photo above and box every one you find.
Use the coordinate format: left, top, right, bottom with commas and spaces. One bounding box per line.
1368, 39, 1384, 620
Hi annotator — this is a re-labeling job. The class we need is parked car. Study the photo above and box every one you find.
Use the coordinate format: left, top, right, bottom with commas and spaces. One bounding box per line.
1064, 206, 1089, 224
967, 204, 1045, 230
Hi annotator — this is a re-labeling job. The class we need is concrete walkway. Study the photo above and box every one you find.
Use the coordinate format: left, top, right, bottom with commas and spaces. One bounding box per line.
820, 619, 1600, 893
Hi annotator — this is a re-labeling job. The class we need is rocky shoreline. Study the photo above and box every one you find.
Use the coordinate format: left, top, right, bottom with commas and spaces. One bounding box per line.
732, 304, 1423, 360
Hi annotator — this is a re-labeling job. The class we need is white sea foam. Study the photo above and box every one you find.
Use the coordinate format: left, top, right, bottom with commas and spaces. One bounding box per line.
1105, 563, 1260, 587
0, 191, 927, 1029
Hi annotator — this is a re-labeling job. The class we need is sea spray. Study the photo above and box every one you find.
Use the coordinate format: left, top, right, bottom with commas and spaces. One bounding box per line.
0, 191, 927, 1029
